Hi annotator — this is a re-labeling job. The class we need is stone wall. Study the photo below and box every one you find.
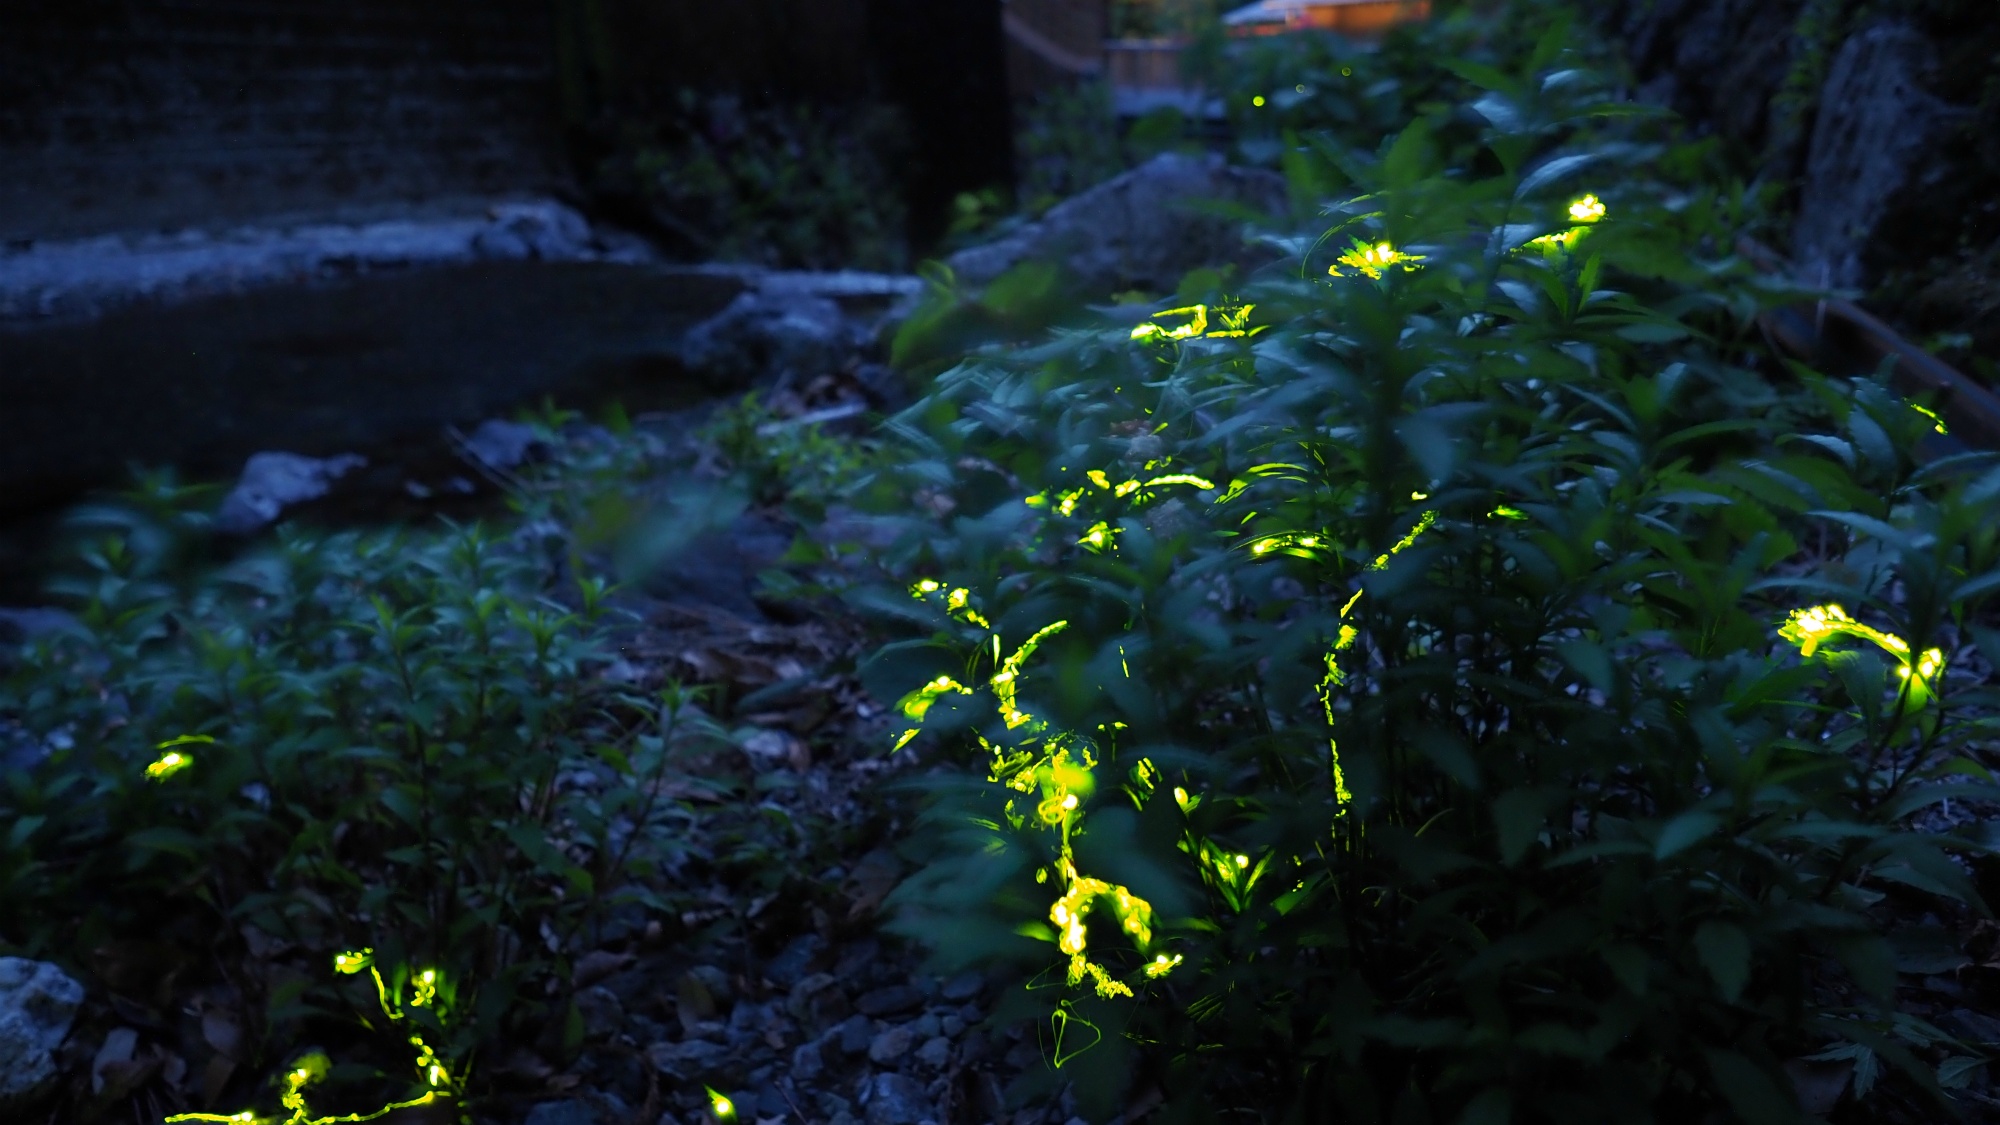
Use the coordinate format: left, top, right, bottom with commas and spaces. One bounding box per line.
1595, 0, 2000, 357
0, 0, 564, 245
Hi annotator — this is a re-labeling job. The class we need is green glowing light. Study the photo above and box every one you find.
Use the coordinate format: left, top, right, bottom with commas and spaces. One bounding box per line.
1569, 194, 1607, 223
708, 1088, 736, 1122
1912, 404, 1948, 434
1330, 239, 1426, 280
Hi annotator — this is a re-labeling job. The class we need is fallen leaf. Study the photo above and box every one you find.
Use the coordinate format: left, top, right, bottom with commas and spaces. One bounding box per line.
91, 1028, 139, 1095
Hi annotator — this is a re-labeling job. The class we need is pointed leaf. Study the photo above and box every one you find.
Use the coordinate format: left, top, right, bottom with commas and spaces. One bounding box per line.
1693, 920, 1751, 1003
1515, 153, 1600, 199
1654, 808, 1721, 860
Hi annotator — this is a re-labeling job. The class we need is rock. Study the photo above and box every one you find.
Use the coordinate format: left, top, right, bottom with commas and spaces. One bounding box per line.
834, 1014, 875, 1056
939, 1014, 965, 1039
786, 973, 849, 1028
914, 1036, 952, 1070
855, 985, 924, 1018
944, 152, 1288, 297
470, 201, 597, 262
908, 1012, 940, 1041
457, 419, 548, 473
214, 451, 368, 535
859, 1072, 935, 1125
1794, 23, 1969, 288
0, 957, 86, 1112
679, 966, 734, 1022
678, 290, 873, 391
867, 1024, 914, 1065
834, 939, 882, 980
938, 971, 983, 1003
764, 933, 826, 989
574, 985, 625, 1040
790, 1038, 825, 1082
523, 1099, 601, 1125
645, 1038, 731, 1082
0, 607, 78, 644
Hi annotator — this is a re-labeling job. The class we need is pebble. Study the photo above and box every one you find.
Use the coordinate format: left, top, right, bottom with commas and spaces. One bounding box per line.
915, 1035, 952, 1069
835, 1014, 875, 1055
574, 985, 624, 1039
940, 1015, 966, 1038
908, 1012, 939, 1041
868, 1023, 915, 1064
523, 1100, 599, 1125
855, 984, 924, 1017
791, 1039, 825, 1082
940, 971, 984, 1002
861, 1072, 935, 1125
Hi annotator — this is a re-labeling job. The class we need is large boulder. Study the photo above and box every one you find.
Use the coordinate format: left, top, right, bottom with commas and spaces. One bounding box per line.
945, 151, 1290, 296
213, 451, 369, 536
1793, 23, 1969, 288
0, 957, 86, 1113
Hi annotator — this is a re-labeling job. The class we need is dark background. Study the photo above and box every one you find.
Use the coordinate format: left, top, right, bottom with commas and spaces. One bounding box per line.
0, 0, 1015, 251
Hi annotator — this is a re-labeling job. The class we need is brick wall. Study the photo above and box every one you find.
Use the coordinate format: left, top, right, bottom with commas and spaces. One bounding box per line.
0, 0, 563, 243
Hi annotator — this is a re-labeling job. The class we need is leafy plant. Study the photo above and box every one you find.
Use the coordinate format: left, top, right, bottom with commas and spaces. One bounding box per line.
0, 429, 721, 1121
630, 91, 911, 272
863, 13, 2000, 1124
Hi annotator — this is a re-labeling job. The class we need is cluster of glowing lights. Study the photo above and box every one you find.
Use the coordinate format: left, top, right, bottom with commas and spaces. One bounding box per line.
895, 582, 1178, 1004
145, 734, 213, 781
1329, 239, 1427, 280
166, 950, 454, 1124
910, 577, 990, 629
1527, 194, 1609, 250
1130, 302, 1261, 344
1779, 602, 1944, 703
1912, 404, 1948, 434
1027, 470, 1217, 529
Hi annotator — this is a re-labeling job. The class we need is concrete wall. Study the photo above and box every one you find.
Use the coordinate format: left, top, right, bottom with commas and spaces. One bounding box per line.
0, 0, 564, 244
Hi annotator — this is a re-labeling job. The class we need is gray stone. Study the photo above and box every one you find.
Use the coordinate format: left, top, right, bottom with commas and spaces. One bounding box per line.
867, 1024, 915, 1064
944, 152, 1288, 297
790, 1039, 825, 1082
786, 972, 848, 1028
574, 985, 624, 1040
854, 984, 924, 1018
0, 958, 86, 1111
0, 607, 79, 644
765, 933, 826, 989
214, 450, 368, 535
645, 1038, 729, 1081
1793, 23, 1969, 288
859, 1072, 935, 1125
908, 1012, 939, 1041
939, 1014, 965, 1039
458, 418, 547, 472
678, 290, 872, 390
914, 1035, 952, 1070
835, 1014, 875, 1056
938, 971, 984, 1002
523, 1099, 600, 1125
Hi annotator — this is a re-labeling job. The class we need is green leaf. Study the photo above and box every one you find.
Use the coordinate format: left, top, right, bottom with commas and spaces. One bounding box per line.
1554, 639, 1614, 695
1601, 943, 1648, 996
1653, 808, 1721, 860
1832, 933, 1897, 1001
1382, 118, 1437, 190
1515, 153, 1599, 199
1936, 1056, 1984, 1089
124, 826, 206, 860
1703, 1049, 1803, 1125
1492, 788, 1553, 866
1693, 920, 1751, 1003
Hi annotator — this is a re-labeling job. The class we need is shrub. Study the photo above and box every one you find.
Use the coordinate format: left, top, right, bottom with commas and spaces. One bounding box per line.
863, 14, 2000, 1124
0, 425, 718, 1122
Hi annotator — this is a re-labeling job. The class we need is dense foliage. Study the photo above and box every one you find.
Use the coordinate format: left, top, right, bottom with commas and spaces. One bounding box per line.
863, 11, 2000, 1124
